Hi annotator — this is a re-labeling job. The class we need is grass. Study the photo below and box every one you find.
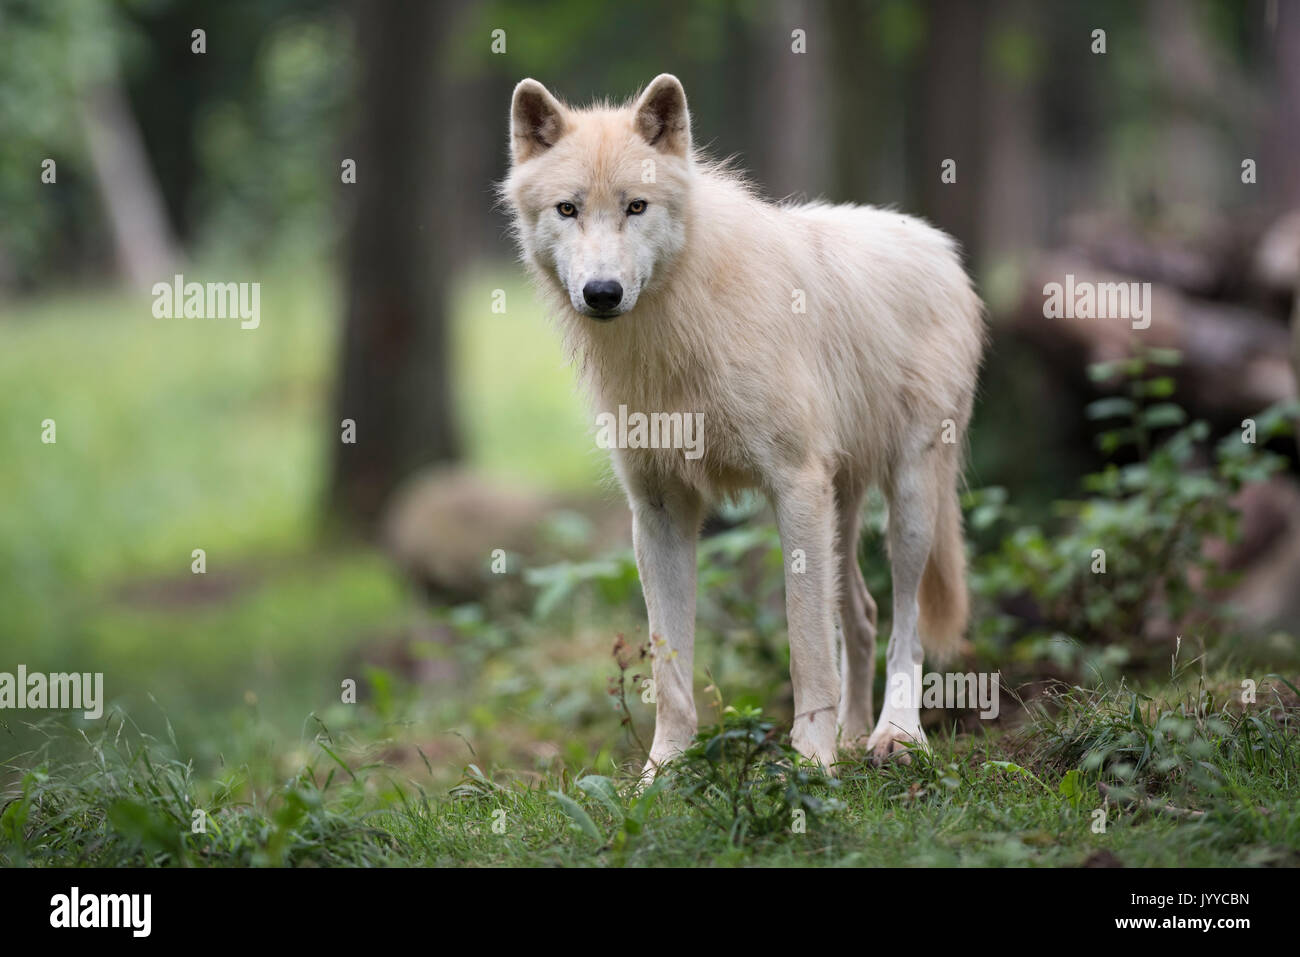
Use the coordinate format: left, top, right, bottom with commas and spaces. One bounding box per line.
1, 260, 1297, 867
4, 671, 1296, 866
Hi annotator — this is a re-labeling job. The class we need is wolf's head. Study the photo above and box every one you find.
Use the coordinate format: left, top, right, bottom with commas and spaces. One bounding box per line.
503, 74, 693, 321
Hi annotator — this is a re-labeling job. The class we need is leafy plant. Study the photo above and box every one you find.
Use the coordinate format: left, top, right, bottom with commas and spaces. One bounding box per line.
1020, 669, 1299, 806
660, 704, 844, 845
550, 774, 666, 864
1, 712, 400, 867
970, 350, 1297, 671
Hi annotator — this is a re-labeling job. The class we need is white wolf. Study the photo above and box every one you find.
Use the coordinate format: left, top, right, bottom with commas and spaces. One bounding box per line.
503, 74, 986, 773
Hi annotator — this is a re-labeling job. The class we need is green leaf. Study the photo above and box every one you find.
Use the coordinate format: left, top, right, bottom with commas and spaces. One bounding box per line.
1086, 397, 1137, 421
1140, 403, 1187, 429
0, 772, 37, 845
107, 799, 181, 855
1087, 359, 1127, 383
628, 777, 667, 825
576, 775, 623, 820
984, 759, 1025, 773
1058, 769, 1085, 809
533, 578, 573, 620
1139, 376, 1176, 398
983, 760, 1054, 795
550, 790, 602, 841
1145, 347, 1183, 367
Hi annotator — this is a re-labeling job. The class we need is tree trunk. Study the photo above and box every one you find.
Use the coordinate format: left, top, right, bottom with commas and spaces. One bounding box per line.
79, 71, 181, 290
826, 0, 884, 202
980, 0, 1042, 273
748, 0, 830, 201
1292, 272, 1300, 389
916, 0, 988, 270
329, 0, 461, 531
1270, 0, 1300, 209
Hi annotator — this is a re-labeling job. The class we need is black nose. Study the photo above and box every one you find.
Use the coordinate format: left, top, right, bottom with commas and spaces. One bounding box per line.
582, 279, 623, 312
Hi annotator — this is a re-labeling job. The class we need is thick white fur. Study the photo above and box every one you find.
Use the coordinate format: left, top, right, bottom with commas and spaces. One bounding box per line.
504, 75, 986, 772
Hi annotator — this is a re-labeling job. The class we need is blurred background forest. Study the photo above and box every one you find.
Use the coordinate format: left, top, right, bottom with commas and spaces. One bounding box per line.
2, 0, 1298, 786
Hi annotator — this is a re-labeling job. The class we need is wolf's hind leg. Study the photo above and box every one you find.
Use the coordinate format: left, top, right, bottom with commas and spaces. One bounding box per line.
834, 478, 878, 747
867, 451, 940, 763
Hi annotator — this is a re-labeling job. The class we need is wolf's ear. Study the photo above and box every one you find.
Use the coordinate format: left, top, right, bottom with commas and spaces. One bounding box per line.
633, 74, 690, 157
511, 79, 567, 164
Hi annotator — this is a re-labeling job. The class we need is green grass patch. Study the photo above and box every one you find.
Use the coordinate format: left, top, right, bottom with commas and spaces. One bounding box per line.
4, 672, 1296, 867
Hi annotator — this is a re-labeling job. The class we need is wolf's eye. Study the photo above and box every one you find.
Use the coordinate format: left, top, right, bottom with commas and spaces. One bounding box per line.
557, 202, 577, 217
627, 200, 647, 215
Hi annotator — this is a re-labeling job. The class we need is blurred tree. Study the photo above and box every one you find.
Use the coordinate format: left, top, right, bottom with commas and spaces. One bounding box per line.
0, 0, 116, 287
329, 0, 462, 530
1270, 0, 1300, 208
826, 0, 883, 201
980, 0, 1043, 271
915, 0, 989, 268
750, 0, 830, 201
79, 64, 180, 289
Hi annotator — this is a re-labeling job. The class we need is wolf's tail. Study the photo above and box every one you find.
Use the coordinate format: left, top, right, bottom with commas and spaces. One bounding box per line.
918, 468, 968, 661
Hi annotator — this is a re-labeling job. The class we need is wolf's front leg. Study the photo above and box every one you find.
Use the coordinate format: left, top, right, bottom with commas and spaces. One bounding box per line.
628, 478, 702, 776
773, 464, 841, 771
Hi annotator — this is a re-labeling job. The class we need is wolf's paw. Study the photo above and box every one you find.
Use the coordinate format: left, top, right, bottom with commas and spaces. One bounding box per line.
641, 750, 674, 781
792, 711, 839, 775
836, 714, 872, 752
865, 713, 928, 766
642, 735, 691, 782
638, 758, 660, 786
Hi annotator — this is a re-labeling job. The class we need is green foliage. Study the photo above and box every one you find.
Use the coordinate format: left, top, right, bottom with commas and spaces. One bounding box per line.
983, 759, 1057, 798
0, 713, 397, 866
550, 775, 666, 864
6, 668, 1299, 866
1023, 669, 1299, 808
0, 0, 350, 282
0, 0, 119, 285
526, 556, 639, 620
1058, 768, 1086, 809
190, 9, 353, 263
662, 705, 844, 845
970, 351, 1297, 672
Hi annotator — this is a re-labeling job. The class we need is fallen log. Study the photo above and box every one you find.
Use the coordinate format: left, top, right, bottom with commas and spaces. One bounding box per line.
1014, 255, 1296, 416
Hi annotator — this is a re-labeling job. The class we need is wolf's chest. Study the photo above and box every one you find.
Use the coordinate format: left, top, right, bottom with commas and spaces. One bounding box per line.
590, 377, 761, 496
